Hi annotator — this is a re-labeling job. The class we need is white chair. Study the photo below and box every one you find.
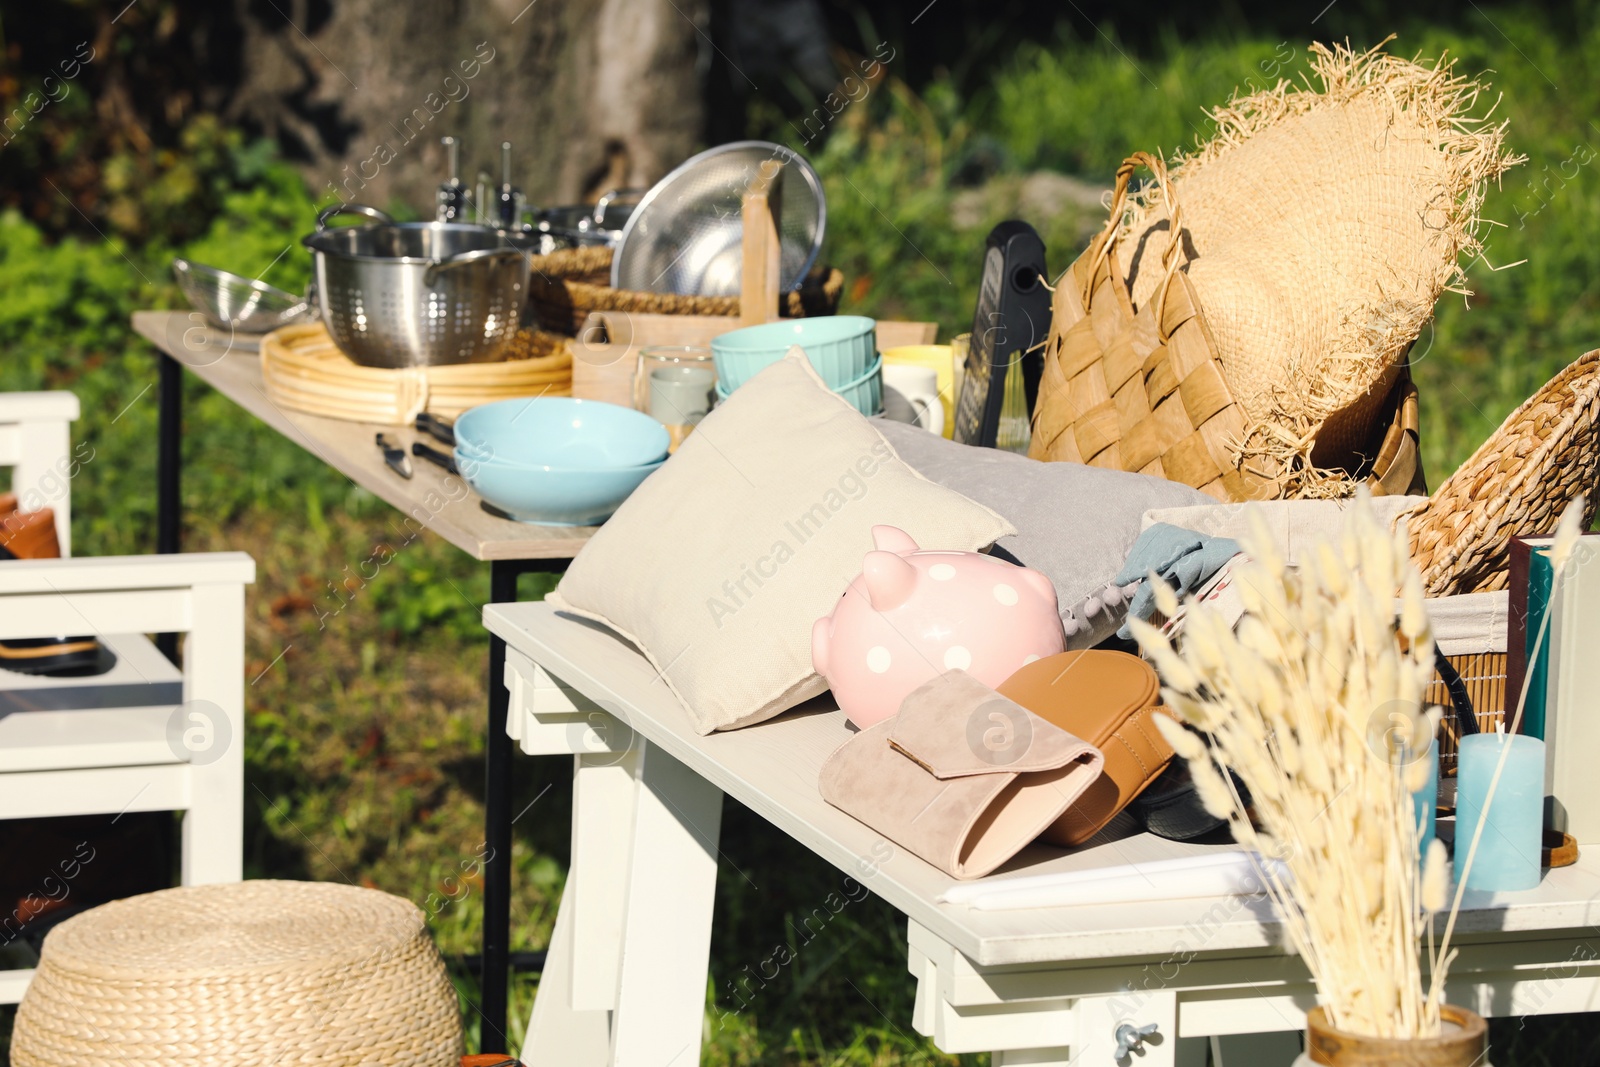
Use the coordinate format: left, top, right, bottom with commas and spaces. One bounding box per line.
0, 391, 254, 1002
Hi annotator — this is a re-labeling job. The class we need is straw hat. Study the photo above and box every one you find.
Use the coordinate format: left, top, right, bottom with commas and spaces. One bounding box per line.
11, 880, 462, 1066
1115, 40, 1521, 495
1409, 350, 1600, 596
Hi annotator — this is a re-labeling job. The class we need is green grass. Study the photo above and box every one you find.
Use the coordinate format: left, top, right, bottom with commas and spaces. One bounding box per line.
4, 7, 1600, 1063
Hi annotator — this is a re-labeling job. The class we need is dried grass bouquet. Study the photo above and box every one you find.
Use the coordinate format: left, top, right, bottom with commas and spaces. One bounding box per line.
1130, 492, 1450, 1039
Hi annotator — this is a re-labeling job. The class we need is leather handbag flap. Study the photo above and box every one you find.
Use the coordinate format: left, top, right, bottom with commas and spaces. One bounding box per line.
888, 670, 1096, 779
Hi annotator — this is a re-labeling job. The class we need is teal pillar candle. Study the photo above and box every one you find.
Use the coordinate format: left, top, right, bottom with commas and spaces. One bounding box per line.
1411, 740, 1438, 857
1455, 733, 1544, 891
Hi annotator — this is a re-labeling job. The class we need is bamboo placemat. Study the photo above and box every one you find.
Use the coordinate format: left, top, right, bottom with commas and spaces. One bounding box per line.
261, 322, 572, 425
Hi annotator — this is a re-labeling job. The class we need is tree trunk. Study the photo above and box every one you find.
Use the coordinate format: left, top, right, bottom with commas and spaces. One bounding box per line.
224, 0, 708, 213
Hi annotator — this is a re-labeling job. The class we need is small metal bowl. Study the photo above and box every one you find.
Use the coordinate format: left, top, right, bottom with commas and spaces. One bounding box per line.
171, 259, 312, 333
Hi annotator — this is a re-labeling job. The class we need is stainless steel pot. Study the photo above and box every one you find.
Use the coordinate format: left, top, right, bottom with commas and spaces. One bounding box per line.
302, 204, 529, 368
501, 189, 643, 255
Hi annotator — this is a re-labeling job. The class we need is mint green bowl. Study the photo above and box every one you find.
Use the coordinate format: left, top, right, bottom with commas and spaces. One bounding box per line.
716, 354, 882, 416
711, 315, 876, 390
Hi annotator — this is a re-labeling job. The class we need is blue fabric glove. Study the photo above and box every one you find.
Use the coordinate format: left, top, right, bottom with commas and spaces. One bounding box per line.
1115, 523, 1242, 638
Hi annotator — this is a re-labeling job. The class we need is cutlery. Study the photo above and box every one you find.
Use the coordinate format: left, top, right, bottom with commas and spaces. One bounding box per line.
415, 411, 456, 446
376, 433, 413, 479
411, 441, 459, 475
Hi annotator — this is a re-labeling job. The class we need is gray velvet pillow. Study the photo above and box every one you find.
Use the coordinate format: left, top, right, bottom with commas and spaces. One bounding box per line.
875, 421, 1214, 646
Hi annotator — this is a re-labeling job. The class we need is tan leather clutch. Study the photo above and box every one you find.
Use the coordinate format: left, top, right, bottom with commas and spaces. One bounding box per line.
997, 651, 1175, 847
820, 670, 1105, 879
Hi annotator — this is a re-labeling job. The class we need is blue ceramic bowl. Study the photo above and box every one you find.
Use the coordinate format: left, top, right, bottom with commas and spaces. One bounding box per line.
715, 354, 882, 417
454, 449, 665, 526
711, 315, 876, 391
454, 397, 668, 469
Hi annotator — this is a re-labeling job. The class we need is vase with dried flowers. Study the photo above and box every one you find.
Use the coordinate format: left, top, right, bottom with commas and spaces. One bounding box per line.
1130, 490, 1585, 1065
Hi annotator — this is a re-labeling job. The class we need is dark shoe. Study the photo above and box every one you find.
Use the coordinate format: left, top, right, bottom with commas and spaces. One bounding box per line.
0, 636, 109, 677
1130, 759, 1255, 842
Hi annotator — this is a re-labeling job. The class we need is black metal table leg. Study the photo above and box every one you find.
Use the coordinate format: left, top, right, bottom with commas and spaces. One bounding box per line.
481, 557, 565, 1053
156, 351, 182, 663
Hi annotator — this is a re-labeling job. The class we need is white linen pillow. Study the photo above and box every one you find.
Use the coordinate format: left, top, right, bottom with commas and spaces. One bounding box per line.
547, 349, 1015, 733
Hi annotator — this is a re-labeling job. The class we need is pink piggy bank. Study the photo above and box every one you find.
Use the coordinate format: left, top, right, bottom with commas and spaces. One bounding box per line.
811, 525, 1066, 728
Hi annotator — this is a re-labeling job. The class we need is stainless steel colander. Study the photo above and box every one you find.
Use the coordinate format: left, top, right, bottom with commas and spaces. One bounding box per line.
301, 204, 529, 368
611, 141, 825, 297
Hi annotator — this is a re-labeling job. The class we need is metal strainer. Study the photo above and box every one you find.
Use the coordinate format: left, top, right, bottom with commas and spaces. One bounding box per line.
611, 141, 825, 297
301, 204, 529, 368
171, 259, 313, 333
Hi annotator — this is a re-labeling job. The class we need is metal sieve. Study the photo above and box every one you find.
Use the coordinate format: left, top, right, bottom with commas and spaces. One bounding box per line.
172, 258, 312, 333
302, 204, 529, 368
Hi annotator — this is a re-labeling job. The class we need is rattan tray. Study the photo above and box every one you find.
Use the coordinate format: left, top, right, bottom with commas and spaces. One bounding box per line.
261, 322, 572, 424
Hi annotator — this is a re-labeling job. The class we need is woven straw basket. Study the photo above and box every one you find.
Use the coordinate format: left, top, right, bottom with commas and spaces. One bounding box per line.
11, 880, 462, 1066
528, 246, 845, 335
1410, 350, 1600, 596
1030, 152, 1423, 501
1035, 41, 1518, 500
262, 322, 573, 424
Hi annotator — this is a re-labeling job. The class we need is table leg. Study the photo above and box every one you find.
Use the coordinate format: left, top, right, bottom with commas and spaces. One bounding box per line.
156, 351, 182, 663
482, 558, 564, 1052
521, 866, 612, 1064
1209, 1032, 1302, 1066
521, 747, 640, 1065
610, 738, 724, 1066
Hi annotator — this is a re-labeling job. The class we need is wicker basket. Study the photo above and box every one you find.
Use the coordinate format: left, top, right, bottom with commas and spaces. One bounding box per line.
1411, 350, 1600, 597
11, 880, 462, 1066
261, 322, 572, 425
528, 246, 845, 336
1030, 154, 1421, 502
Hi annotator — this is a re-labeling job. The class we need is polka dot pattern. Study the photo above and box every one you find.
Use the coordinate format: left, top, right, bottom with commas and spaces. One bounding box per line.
867, 646, 892, 674
993, 583, 1018, 606
944, 645, 971, 670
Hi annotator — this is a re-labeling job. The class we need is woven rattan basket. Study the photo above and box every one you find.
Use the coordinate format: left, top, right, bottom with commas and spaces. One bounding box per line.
1411, 349, 1600, 596
11, 880, 462, 1066
262, 322, 572, 424
1030, 153, 1422, 502
528, 246, 845, 335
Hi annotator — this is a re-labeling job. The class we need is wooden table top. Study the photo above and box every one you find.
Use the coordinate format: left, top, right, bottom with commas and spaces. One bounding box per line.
487, 600, 1600, 968
133, 310, 594, 562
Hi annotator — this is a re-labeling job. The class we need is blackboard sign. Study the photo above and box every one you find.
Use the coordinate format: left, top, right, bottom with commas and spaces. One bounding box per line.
953, 221, 1051, 448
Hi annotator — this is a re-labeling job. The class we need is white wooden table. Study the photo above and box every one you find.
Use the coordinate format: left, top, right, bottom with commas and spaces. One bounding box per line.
486, 601, 1600, 1066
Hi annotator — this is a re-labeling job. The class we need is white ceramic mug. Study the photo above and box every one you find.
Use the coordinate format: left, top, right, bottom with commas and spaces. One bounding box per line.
882, 363, 944, 433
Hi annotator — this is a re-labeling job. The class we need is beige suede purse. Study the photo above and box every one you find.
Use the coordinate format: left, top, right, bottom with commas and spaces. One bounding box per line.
819, 671, 1104, 879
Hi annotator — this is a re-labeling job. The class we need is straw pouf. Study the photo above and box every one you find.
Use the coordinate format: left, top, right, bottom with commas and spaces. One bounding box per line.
11, 880, 462, 1066
1410, 350, 1600, 596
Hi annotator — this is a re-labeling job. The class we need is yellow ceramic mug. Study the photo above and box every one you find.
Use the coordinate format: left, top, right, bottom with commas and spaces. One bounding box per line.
882, 344, 956, 439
